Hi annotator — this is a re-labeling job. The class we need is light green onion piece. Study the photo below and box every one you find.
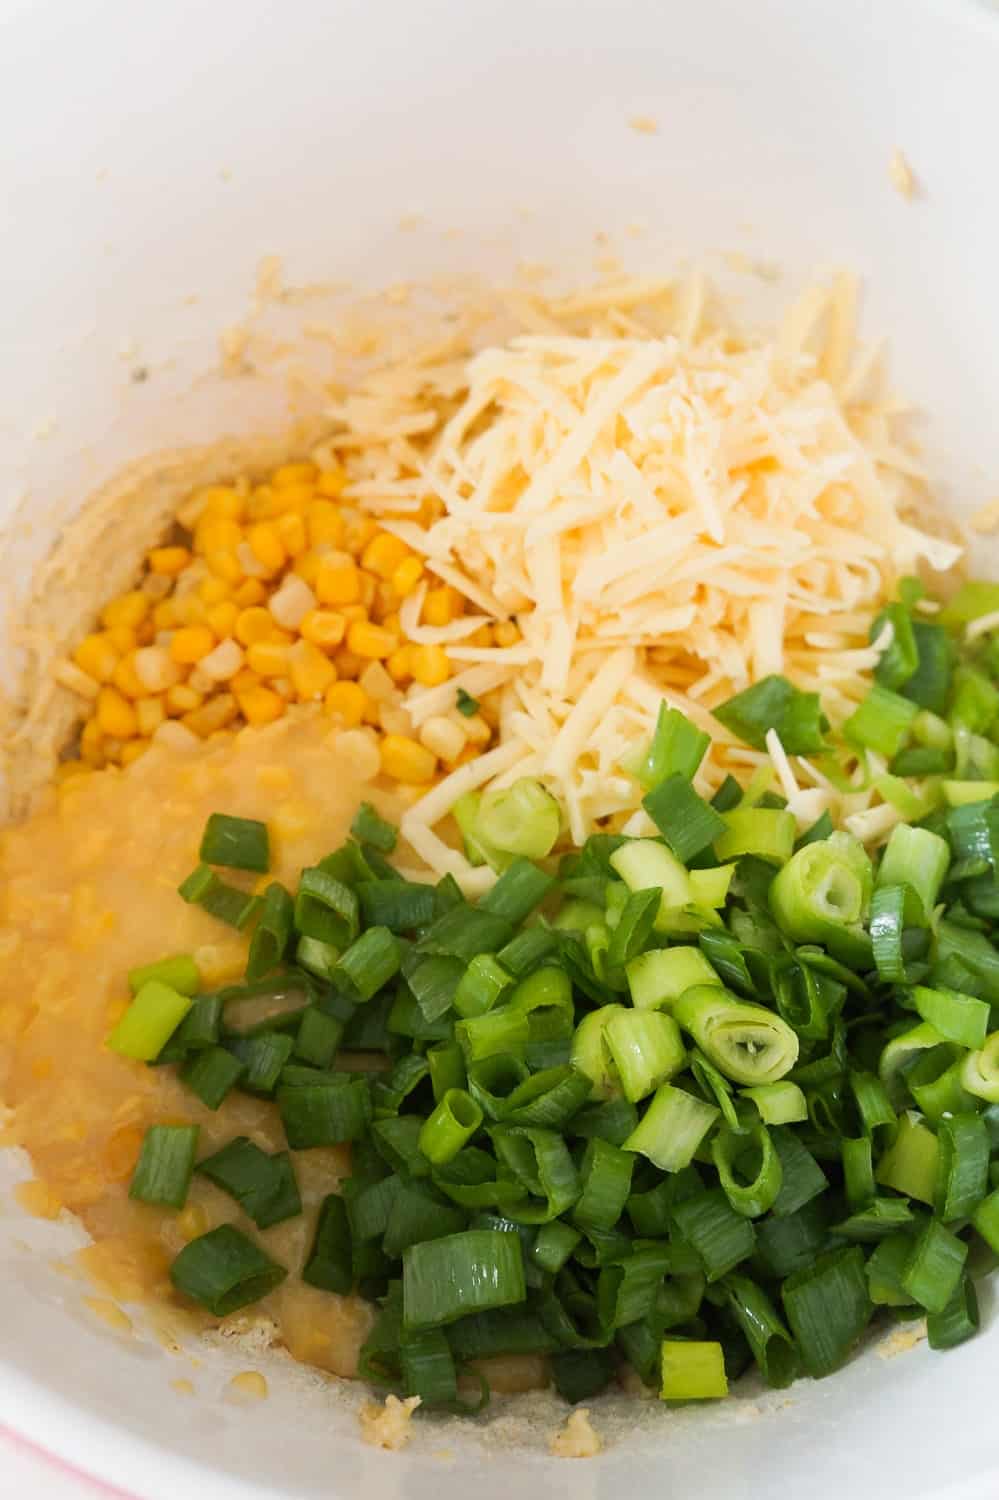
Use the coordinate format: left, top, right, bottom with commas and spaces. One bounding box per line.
453, 954, 512, 1019
604, 1010, 686, 1103
711, 1124, 783, 1217
626, 703, 709, 790
570, 1004, 626, 1100
875, 1112, 939, 1206
688, 865, 736, 910
912, 984, 990, 1050
961, 1032, 999, 1103
477, 779, 561, 858
714, 808, 796, 864
455, 1008, 530, 1065
943, 779, 999, 806
107, 980, 193, 1062
875, 823, 950, 922
971, 1186, 999, 1253
879, 1021, 947, 1110
622, 1084, 719, 1172
660, 1340, 728, 1400
769, 832, 872, 962
843, 684, 919, 757
418, 1089, 484, 1166
672, 984, 799, 1086
127, 954, 199, 997
742, 1081, 808, 1125
609, 838, 692, 924
626, 946, 721, 1011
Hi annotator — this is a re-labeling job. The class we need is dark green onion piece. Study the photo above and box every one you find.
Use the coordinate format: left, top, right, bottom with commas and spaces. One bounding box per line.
490, 1125, 581, 1223
872, 601, 918, 690
869, 885, 907, 984
769, 1128, 828, 1218
479, 858, 555, 924
128, 954, 199, 997
418, 905, 514, 963
848, 1070, 896, 1138
181, 1045, 246, 1109
841, 1137, 875, 1211
402, 1229, 526, 1330
900, 1218, 968, 1313
350, 802, 398, 854
177, 864, 261, 930
830, 1199, 918, 1242
295, 936, 341, 981
673, 1188, 756, 1282
383, 1183, 467, 1258
448, 1306, 558, 1360
228, 1032, 294, 1095
453, 953, 512, 1019
294, 868, 359, 948
532, 1221, 582, 1275
302, 1194, 353, 1294
456, 1008, 529, 1065
971, 1187, 999, 1252
660, 1340, 729, 1400
357, 880, 435, 933
199, 813, 269, 872
502, 1065, 591, 1130
711, 1125, 782, 1218
781, 1246, 871, 1377
725, 1274, 798, 1388
935, 1113, 989, 1222
572, 1138, 634, 1232
170, 1224, 286, 1316
277, 1077, 372, 1147
927, 1274, 980, 1351
245, 883, 294, 981
336, 926, 401, 1002
572, 1097, 640, 1148
456, 687, 479, 718
129, 1124, 199, 1209
293, 1007, 343, 1069
865, 1232, 919, 1307
553, 1348, 616, 1404
713, 674, 826, 755
756, 1200, 830, 1280
642, 773, 727, 862
418, 1089, 483, 1166
372, 1116, 431, 1179
196, 1136, 301, 1229
171, 994, 224, 1052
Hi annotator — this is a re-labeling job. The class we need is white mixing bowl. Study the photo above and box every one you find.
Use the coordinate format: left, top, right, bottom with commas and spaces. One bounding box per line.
3, 1, 999, 1496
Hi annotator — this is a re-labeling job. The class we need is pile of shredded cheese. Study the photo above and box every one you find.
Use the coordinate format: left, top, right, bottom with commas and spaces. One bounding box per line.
328, 271, 962, 882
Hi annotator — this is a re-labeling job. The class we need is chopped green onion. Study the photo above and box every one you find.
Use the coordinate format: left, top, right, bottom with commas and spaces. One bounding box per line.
901, 1218, 968, 1314
181, 1045, 246, 1108
572, 1138, 634, 1232
742, 1081, 808, 1125
630, 703, 709, 789
770, 1127, 828, 1217
623, 1084, 719, 1172
626, 946, 721, 1011
971, 1186, 999, 1252
713, 675, 826, 755
178, 864, 261, 930
570, 1004, 625, 1100
294, 867, 359, 948
642, 774, 726, 862
170, 1224, 286, 1316
843, 684, 918, 757
456, 687, 479, 718
127, 954, 199, 997
454, 954, 512, 1019
913, 983, 989, 1049
848, 1069, 896, 1138
407, 956, 464, 1024
479, 858, 554, 925
659, 1339, 729, 1400
876, 824, 950, 926
935, 1113, 989, 1222
489, 1125, 580, 1223
245, 882, 294, 981
961, 1032, 999, 1103
418, 1089, 483, 1166
295, 936, 341, 980
277, 1077, 372, 1148
455, 1008, 529, 1065
553, 1348, 616, 1404
672, 1188, 756, 1281
872, 601, 918, 691
384, 1183, 466, 1258
609, 839, 691, 922
875, 1113, 940, 1206
869, 885, 907, 984
402, 1229, 526, 1330
841, 1137, 875, 1211
769, 833, 872, 963
865, 1232, 919, 1307
350, 802, 398, 854
714, 808, 796, 865
294, 1007, 343, 1069
781, 1247, 871, 1377
477, 779, 561, 859
725, 1274, 798, 1388
357, 880, 435, 933
427, 1041, 466, 1103
168, 994, 223, 1054
336, 926, 401, 1002
673, 985, 799, 1086
604, 1009, 686, 1102
199, 813, 269, 873
229, 1033, 294, 1095
878, 1021, 946, 1109
418, 905, 513, 963
927, 1274, 980, 1351
129, 1124, 199, 1209
606, 889, 661, 972
108, 980, 193, 1062
532, 1221, 582, 1275
302, 1194, 353, 1294
197, 1136, 301, 1229
711, 1125, 782, 1218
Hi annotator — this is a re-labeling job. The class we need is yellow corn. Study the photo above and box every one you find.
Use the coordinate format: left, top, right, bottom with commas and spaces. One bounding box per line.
195, 515, 242, 555
148, 546, 191, 576
275, 510, 307, 558
206, 600, 239, 638
135, 697, 166, 737
246, 642, 289, 678
177, 1203, 209, 1242
315, 464, 347, 497
73, 634, 119, 683
236, 685, 286, 726
103, 625, 138, 657
347, 621, 397, 660
316, 553, 361, 605
170, 626, 216, 664
198, 575, 232, 605
494, 620, 521, 648
362, 531, 411, 580
120, 739, 150, 767
234, 578, 267, 608
306, 500, 344, 548
380, 734, 437, 784
152, 599, 180, 631
80, 718, 105, 766
204, 549, 243, 584
165, 683, 204, 715
324, 680, 368, 728
273, 461, 317, 489
345, 516, 378, 557
410, 644, 451, 687
231, 667, 262, 694
112, 653, 146, 699
200, 485, 244, 520
288, 640, 337, 700
101, 591, 149, 630
235, 607, 278, 646
392, 556, 424, 598
183, 693, 239, 737
300, 608, 346, 650
96, 687, 138, 740
247, 523, 287, 575
386, 645, 413, 683
423, 586, 463, 627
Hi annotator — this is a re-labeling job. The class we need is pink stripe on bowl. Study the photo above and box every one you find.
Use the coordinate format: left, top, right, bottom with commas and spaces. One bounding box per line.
1, 1423, 140, 1500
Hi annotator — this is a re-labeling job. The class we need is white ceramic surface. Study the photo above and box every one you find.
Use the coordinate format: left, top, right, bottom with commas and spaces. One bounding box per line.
3, 0, 999, 1496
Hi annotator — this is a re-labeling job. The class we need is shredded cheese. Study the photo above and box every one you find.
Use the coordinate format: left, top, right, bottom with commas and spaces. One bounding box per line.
326, 271, 962, 873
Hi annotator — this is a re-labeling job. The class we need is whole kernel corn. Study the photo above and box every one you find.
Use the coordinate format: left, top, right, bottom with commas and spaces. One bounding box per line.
101, 591, 149, 630
273, 461, 317, 488
235, 607, 279, 646
269, 574, 315, 630
204, 549, 244, 584
316, 553, 361, 605
112, 653, 146, 699
103, 625, 138, 656
246, 642, 290, 678
199, 638, 244, 682
493, 620, 521, 648
198, 575, 232, 605
410, 644, 451, 687
207, 600, 239, 638
170, 626, 216, 664
324, 680, 368, 727
419, 716, 466, 762
392, 556, 424, 597
80, 718, 105, 766
234, 578, 267, 609
306, 500, 344, 548
165, 683, 204, 715
96, 687, 138, 740
292, 551, 322, 588
348, 621, 397, 659
74, 634, 119, 682
135, 697, 166, 737
386, 646, 413, 682
380, 734, 437, 784
362, 532, 411, 579
300, 608, 346, 650
133, 646, 181, 694
423, 586, 464, 627
288, 639, 337, 700
120, 739, 150, 767
237, 685, 286, 726
183, 694, 239, 737
195, 515, 242, 554
247, 523, 287, 575
315, 465, 347, 497
142, 573, 173, 602
275, 511, 308, 558
148, 546, 191, 576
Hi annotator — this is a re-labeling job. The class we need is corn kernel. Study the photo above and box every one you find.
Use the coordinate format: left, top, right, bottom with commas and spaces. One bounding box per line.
339, 604, 369, 624
165, 683, 204, 715
269, 574, 315, 630
379, 704, 412, 736
153, 721, 201, 753
288, 639, 337, 700
386, 645, 413, 682
316, 465, 347, 497
462, 713, 492, 744
96, 686, 139, 739
80, 718, 105, 766
141, 573, 172, 602
112, 652, 146, 699
359, 661, 396, 703
382, 612, 402, 635
103, 624, 138, 655
380, 734, 437, 784
195, 515, 242, 555
316, 553, 361, 605
231, 668, 262, 693
334, 728, 381, 780
374, 580, 400, 619
359, 572, 377, 609
273, 461, 317, 488
293, 550, 322, 587
198, 576, 232, 605
392, 556, 424, 598
493, 620, 521, 648
410, 644, 451, 687
174, 594, 210, 628
235, 607, 279, 646
73, 633, 120, 683
152, 599, 180, 631
170, 625, 216, 664
187, 666, 214, 695
200, 485, 244, 520
306, 500, 344, 548
275, 510, 308, 558
423, 585, 464, 627
324, 680, 369, 728
345, 516, 378, 556
53, 658, 100, 700
183, 694, 239, 737
206, 600, 239, 638
199, 638, 244, 682
246, 522, 287, 576
135, 620, 156, 647
347, 621, 398, 659
246, 642, 290, 678
335, 647, 365, 679
204, 548, 244, 584
237, 685, 286, 726
300, 608, 346, 650
177, 1203, 209, 1242
133, 646, 181, 693
234, 578, 267, 608
120, 739, 150, 767
148, 546, 191, 576
101, 591, 150, 630
135, 697, 166, 737
362, 531, 411, 580
419, 715, 466, 762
